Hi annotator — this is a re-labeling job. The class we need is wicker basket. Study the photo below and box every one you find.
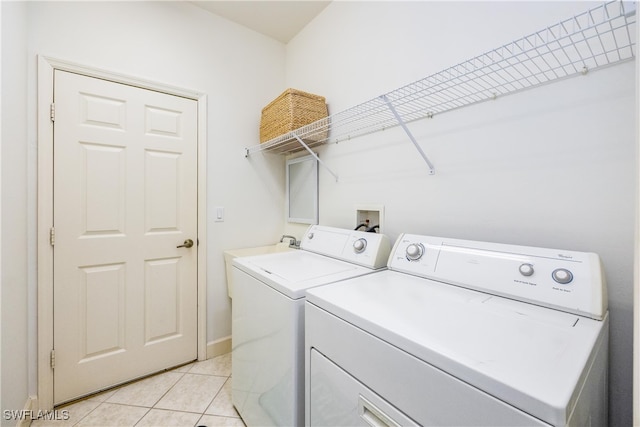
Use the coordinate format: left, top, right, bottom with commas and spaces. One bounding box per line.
260, 89, 328, 144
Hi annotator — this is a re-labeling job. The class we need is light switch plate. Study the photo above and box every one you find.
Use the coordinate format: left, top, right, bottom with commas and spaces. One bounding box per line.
215, 206, 224, 222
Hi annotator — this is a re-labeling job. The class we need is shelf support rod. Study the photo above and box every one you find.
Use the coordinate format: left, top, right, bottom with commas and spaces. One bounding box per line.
381, 95, 435, 175
292, 133, 339, 182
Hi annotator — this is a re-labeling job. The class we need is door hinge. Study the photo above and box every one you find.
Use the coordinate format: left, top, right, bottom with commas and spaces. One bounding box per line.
50, 103, 55, 122
49, 227, 55, 246
50, 349, 55, 369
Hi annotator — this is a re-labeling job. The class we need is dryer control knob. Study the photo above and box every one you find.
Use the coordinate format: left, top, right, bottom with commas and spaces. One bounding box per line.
307, 232, 314, 240
406, 243, 425, 261
552, 268, 573, 284
353, 238, 367, 253
519, 263, 534, 277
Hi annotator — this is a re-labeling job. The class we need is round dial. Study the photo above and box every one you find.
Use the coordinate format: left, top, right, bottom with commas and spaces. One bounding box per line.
519, 263, 534, 277
353, 238, 367, 253
307, 232, 314, 240
406, 243, 425, 261
552, 268, 573, 284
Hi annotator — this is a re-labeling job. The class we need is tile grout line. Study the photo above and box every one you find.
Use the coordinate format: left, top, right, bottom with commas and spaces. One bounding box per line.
197, 375, 228, 418
131, 369, 189, 427
146, 358, 235, 423
67, 389, 122, 427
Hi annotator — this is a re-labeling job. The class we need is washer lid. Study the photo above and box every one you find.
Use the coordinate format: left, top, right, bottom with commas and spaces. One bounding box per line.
305, 270, 608, 426
233, 250, 375, 299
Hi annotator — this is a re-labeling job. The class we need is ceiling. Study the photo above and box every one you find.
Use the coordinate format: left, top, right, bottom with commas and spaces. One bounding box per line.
191, 1, 332, 44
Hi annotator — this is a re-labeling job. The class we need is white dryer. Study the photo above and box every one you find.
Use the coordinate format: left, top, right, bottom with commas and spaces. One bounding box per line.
305, 234, 608, 427
231, 225, 391, 427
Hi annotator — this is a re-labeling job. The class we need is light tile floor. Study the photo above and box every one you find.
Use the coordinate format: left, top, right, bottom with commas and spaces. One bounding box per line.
31, 353, 245, 427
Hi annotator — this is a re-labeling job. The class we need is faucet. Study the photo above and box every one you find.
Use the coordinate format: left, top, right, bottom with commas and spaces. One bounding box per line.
280, 234, 300, 249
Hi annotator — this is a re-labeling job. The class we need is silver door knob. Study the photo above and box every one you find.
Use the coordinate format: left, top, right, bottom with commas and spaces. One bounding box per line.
177, 239, 194, 248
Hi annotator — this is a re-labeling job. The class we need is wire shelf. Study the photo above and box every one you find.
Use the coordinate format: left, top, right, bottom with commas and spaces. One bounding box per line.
246, 1, 636, 158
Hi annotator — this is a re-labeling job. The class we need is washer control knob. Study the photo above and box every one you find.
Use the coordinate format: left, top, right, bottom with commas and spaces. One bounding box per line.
552, 268, 573, 284
519, 263, 534, 277
307, 232, 314, 240
353, 238, 367, 253
406, 243, 425, 261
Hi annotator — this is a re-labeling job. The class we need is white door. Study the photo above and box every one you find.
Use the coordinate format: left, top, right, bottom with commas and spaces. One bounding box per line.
53, 70, 198, 404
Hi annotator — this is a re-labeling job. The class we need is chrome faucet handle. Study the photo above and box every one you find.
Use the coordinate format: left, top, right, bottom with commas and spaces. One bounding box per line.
279, 234, 300, 248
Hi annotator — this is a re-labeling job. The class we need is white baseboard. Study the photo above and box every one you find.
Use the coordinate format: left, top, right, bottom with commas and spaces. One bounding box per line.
16, 396, 71, 425
206, 336, 231, 359
15, 396, 37, 427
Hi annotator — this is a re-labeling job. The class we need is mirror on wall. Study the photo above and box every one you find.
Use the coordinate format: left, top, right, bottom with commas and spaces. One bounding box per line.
286, 154, 318, 224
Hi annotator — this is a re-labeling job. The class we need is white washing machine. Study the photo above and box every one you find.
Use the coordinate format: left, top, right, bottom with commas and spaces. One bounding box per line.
231, 225, 391, 427
305, 234, 609, 427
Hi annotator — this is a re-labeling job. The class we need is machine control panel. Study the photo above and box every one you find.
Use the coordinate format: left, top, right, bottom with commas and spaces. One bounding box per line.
389, 234, 606, 320
300, 225, 391, 269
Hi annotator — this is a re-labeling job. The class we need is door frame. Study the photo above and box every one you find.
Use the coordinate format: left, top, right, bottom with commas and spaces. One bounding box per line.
36, 55, 208, 410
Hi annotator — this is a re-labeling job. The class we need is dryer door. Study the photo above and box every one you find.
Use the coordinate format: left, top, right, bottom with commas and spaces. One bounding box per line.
309, 349, 418, 427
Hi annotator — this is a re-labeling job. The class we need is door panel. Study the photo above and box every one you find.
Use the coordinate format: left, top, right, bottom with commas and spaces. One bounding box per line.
81, 142, 126, 235
53, 70, 198, 404
80, 263, 126, 360
145, 257, 181, 343
145, 150, 180, 232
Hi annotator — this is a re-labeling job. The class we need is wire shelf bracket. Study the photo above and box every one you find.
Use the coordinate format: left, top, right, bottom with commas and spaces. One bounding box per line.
245, 0, 636, 177
292, 133, 339, 182
381, 94, 435, 175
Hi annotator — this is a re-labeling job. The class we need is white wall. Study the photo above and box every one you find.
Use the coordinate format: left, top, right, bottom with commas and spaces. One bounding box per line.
286, 2, 636, 426
2, 0, 288, 414
1, 1, 29, 424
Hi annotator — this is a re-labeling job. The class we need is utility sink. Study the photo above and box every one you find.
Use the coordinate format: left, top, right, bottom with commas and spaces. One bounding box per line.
224, 243, 294, 298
